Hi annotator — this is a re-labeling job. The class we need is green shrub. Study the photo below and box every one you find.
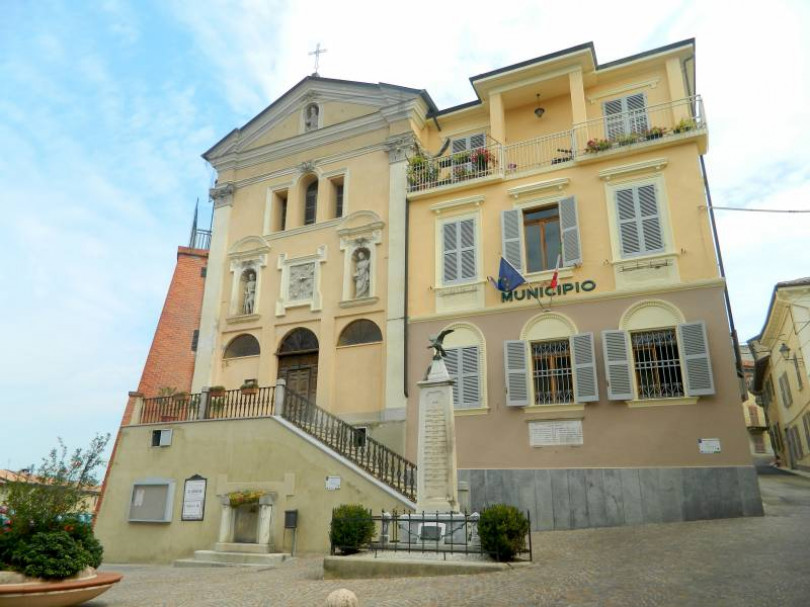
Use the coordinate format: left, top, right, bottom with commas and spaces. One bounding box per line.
61, 518, 103, 568
329, 504, 375, 555
11, 531, 90, 580
477, 504, 529, 562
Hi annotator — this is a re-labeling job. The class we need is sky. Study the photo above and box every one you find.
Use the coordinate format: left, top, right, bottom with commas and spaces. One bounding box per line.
1, 0, 809, 470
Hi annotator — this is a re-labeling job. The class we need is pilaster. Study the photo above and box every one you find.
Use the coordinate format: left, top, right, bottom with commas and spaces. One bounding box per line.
569, 69, 587, 124
489, 92, 506, 143
191, 183, 234, 392
666, 57, 690, 122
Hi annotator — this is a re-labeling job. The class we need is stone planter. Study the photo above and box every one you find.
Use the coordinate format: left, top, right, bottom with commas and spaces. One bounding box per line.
0, 568, 122, 607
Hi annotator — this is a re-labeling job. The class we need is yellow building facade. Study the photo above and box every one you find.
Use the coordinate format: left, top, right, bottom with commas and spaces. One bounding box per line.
405, 40, 760, 528
749, 278, 810, 471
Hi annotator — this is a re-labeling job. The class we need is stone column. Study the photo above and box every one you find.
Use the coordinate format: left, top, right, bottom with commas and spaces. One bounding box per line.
569, 69, 588, 153
191, 184, 234, 392
218, 496, 234, 543
416, 358, 459, 513
128, 391, 144, 426
274, 378, 287, 417
257, 494, 275, 549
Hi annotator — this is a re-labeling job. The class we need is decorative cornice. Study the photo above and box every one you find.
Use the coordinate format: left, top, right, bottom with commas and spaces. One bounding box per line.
336, 220, 385, 238
339, 296, 379, 309
385, 133, 416, 163
298, 160, 316, 174
430, 195, 485, 215
507, 178, 569, 199
598, 158, 668, 181
225, 313, 261, 325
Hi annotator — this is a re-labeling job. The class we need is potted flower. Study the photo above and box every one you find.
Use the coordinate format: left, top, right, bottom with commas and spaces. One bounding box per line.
240, 380, 259, 396
470, 147, 494, 171
586, 138, 611, 153
451, 150, 471, 165
615, 132, 641, 146
227, 489, 265, 508
452, 165, 473, 181
672, 118, 696, 134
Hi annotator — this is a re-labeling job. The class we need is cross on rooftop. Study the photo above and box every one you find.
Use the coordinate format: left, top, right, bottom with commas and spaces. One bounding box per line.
309, 43, 327, 77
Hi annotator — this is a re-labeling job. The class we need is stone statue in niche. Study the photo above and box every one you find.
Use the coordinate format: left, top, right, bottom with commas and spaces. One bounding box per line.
304, 104, 319, 131
242, 270, 256, 314
353, 248, 371, 299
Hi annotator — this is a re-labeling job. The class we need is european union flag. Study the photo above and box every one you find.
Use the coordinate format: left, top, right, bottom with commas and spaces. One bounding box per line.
488, 257, 527, 293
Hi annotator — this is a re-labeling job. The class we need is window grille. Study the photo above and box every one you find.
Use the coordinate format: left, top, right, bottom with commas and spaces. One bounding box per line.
631, 329, 684, 399
224, 334, 261, 358
530, 339, 573, 404
338, 319, 382, 346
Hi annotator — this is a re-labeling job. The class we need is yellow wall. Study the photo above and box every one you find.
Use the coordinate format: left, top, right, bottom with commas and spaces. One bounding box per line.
95, 418, 409, 563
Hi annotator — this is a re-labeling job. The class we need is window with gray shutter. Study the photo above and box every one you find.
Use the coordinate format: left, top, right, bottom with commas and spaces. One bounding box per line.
677, 321, 715, 396
779, 372, 793, 407
452, 133, 486, 152
603, 93, 648, 140
559, 196, 582, 267
571, 332, 599, 402
501, 209, 524, 272
442, 219, 476, 284
504, 340, 529, 406
615, 184, 664, 257
446, 346, 481, 409
602, 330, 634, 400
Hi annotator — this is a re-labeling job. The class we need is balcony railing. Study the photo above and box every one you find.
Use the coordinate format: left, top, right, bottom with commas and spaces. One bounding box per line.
139, 386, 275, 424
406, 96, 705, 193
189, 228, 211, 250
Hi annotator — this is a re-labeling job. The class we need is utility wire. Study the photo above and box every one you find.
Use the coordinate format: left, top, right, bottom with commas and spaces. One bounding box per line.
702, 205, 810, 213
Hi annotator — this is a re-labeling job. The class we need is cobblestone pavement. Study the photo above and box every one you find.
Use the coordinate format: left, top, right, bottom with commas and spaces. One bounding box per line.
89, 473, 810, 606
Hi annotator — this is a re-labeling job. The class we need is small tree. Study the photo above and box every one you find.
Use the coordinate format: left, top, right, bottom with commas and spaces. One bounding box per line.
329, 504, 375, 555
477, 504, 529, 562
1, 434, 110, 579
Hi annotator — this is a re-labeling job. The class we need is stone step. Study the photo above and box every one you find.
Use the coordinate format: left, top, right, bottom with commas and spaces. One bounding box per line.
214, 542, 272, 554
173, 559, 274, 569
192, 550, 289, 566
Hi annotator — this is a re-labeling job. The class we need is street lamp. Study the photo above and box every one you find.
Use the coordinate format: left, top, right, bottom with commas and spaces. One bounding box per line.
779, 341, 804, 390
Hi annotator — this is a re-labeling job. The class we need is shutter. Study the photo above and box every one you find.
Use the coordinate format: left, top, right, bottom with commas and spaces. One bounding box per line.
470, 133, 486, 149
626, 92, 648, 132
779, 373, 792, 407
616, 188, 641, 256
452, 138, 467, 153
460, 346, 480, 408
559, 196, 582, 267
603, 98, 625, 140
637, 185, 664, 253
570, 332, 599, 403
442, 221, 459, 283
602, 330, 634, 400
677, 321, 715, 396
504, 340, 529, 406
459, 218, 477, 280
501, 209, 524, 272
445, 348, 460, 407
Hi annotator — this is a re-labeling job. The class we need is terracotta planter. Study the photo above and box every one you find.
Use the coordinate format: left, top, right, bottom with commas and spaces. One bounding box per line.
241, 387, 259, 396
0, 570, 122, 607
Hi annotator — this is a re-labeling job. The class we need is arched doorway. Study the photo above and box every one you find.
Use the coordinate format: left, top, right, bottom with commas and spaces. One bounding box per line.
277, 328, 319, 402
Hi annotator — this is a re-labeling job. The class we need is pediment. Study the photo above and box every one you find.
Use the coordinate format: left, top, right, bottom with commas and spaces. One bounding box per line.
228, 236, 271, 257
337, 210, 384, 235
205, 77, 425, 160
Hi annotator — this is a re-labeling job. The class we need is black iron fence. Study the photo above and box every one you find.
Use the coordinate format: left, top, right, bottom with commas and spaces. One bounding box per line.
329, 509, 532, 561
189, 228, 211, 250
282, 389, 417, 502
140, 386, 275, 424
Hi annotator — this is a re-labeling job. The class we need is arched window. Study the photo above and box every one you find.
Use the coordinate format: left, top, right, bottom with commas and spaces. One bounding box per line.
338, 320, 382, 346
304, 181, 318, 225
278, 328, 319, 354
224, 334, 260, 358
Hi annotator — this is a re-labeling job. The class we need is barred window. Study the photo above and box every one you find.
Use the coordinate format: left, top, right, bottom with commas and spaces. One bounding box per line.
631, 329, 684, 399
530, 339, 573, 404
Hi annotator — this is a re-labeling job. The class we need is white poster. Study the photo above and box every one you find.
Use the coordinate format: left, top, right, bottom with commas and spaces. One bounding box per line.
325, 476, 341, 491
529, 420, 583, 446
182, 477, 207, 521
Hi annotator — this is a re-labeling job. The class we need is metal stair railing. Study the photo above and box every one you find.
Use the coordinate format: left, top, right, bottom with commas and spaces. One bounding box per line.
282, 388, 416, 501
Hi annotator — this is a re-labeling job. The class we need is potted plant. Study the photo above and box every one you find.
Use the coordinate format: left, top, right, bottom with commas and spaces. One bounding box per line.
172, 391, 191, 404
615, 132, 641, 146
586, 138, 611, 153
208, 385, 226, 398
672, 117, 696, 134
470, 147, 494, 171
644, 126, 667, 140
227, 489, 265, 508
451, 150, 471, 165
240, 380, 259, 396
406, 154, 438, 189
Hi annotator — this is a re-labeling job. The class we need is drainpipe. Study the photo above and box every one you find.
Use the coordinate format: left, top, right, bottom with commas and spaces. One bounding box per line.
403, 196, 410, 398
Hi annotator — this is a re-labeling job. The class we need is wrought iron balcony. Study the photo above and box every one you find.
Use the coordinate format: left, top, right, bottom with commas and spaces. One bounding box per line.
407, 96, 706, 194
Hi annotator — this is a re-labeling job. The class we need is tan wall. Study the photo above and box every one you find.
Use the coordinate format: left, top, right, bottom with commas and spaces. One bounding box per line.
333, 342, 384, 415
504, 93, 573, 144
406, 285, 752, 469
95, 418, 409, 563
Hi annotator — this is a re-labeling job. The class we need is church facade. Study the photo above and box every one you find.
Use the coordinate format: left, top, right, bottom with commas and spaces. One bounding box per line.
96, 39, 761, 562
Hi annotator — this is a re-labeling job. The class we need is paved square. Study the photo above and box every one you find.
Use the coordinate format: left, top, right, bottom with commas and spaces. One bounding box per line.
89, 473, 810, 606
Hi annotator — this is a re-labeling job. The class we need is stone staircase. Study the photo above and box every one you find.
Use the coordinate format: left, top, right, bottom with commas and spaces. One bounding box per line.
174, 543, 290, 569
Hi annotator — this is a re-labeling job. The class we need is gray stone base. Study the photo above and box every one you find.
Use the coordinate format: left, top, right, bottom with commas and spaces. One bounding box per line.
458, 466, 764, 531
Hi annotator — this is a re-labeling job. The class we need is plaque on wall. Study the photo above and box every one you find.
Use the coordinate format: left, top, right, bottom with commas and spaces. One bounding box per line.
181, 474, 207, 521
529, 420, 584, 447
698, 438, 721, 454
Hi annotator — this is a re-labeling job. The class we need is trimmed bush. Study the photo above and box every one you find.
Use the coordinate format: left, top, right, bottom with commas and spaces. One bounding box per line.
11, 531, 90, 580
477, 504, 529, 562
329, 504, 375, 555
